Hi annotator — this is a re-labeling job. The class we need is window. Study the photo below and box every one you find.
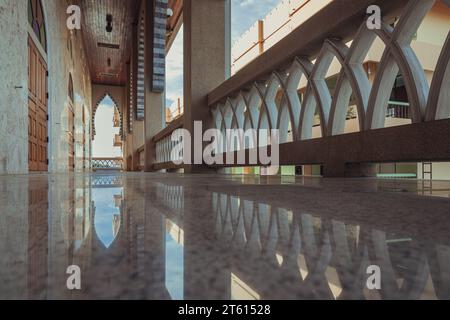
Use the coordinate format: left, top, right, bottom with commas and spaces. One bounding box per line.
28, 0, 47, 52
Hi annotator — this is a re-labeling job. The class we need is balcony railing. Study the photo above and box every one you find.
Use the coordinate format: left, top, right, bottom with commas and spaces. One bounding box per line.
92, 158, 124, 171
153, 115, 184, 169
386, 101, 410, 119
151, 0, 450, 174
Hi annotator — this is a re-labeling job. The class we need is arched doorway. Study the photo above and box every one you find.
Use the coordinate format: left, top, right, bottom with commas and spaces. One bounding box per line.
92, 95, 123, 170
28, 0, 48, 172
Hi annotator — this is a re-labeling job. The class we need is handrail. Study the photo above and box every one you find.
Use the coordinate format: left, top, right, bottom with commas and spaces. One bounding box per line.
153, 115, 184, 143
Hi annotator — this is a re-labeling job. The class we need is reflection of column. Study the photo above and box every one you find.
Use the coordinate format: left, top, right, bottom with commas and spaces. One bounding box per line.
27, 177, 49, 299
184, 188, 231, 299
143, 188, 167, 299
426, 244, 450, 300
0, 177, 29, 299
47, 175, 77, 299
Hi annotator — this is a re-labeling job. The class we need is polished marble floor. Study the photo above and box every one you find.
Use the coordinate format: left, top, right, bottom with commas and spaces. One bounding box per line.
0, 172, 449, 300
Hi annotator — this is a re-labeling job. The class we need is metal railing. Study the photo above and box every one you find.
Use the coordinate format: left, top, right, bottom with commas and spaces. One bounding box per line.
92, 158, 124, 171
386, 101, 410, 119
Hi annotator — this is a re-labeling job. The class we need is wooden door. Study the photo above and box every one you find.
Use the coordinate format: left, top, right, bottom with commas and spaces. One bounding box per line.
68, 104, 75, 171
28, 36, 48, 172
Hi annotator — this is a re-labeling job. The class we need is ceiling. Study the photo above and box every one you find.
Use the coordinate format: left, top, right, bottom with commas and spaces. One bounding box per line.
80, 0, 183, 87
80, 0, 139, 86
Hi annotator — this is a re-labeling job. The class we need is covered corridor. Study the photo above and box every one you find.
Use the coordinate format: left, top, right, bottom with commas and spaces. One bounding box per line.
0, 0, 450, 301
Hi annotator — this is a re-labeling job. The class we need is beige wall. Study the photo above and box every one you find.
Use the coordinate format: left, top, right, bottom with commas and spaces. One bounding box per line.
0, 0, 93, 174
418, 162, 450, 180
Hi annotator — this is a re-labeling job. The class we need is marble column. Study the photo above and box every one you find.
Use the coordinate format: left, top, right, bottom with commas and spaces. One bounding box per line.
183, 0, 231, 173
144, 0, 165, 172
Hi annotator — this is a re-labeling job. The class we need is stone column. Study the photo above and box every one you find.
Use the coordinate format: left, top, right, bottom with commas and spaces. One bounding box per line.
144, 0, 165, 172
144, 93, 164, 172
183, 0, 231, 173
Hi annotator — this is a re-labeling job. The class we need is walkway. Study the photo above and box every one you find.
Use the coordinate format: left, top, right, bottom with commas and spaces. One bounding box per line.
0, 173, 449, 299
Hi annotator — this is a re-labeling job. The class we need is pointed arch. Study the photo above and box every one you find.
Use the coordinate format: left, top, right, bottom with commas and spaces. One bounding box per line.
365, 0, 434, 129
92, 93, 123, 139
426, 32, 450, 120
328, 30, 374, 135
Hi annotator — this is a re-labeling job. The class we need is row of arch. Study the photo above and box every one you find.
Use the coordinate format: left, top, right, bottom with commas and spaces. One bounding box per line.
212, 0, 450, 145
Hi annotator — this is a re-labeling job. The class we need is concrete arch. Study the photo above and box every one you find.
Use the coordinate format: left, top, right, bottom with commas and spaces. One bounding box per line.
92, 93, 123, 139
328, 32, 374, 135
277, 58, 311, 142
365, 0, 435, 129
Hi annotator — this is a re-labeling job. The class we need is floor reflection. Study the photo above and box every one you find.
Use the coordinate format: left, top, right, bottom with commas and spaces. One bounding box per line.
92, 188, 123, 248
0, 173, 449, 300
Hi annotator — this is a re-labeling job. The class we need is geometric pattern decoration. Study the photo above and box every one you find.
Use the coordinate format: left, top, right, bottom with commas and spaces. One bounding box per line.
136, 11, 146, 120
155, 134, 182, 164
91, 174, 124, 187
151, 0, 168, 92
91, 158, 124, 171
156, 183, 184, 212
211, 0, 450, 145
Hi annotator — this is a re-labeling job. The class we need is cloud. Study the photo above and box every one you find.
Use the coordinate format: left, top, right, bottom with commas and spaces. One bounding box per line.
92, 102, 122, 158
166, 25, 184, 109
164, 1, 281, 110
231, 0, 280, 42
240, 0, 256, 7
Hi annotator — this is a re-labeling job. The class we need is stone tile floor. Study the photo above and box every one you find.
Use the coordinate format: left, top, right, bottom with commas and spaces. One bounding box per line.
0, 172, 449, 299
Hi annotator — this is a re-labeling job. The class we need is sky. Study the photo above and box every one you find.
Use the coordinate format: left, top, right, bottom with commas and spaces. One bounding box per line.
94, 1, 280, 157
92, 96, 123, 158
92, 187, 123, 248
165, 0, 281, 110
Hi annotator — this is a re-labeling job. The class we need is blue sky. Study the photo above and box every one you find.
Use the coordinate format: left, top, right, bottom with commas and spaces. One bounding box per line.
165, 0, 280, 109
92, 187, 123, 248
165, 232, 184, 300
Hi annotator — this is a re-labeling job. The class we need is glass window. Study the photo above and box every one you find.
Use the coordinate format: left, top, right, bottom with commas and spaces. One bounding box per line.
28, 0, 47, 52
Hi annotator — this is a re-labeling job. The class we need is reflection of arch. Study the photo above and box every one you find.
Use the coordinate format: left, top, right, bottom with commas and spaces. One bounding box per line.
92, 93, 123, 139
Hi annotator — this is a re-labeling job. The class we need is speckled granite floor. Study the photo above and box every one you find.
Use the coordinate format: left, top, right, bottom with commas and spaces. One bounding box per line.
0, 173, 449, 300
